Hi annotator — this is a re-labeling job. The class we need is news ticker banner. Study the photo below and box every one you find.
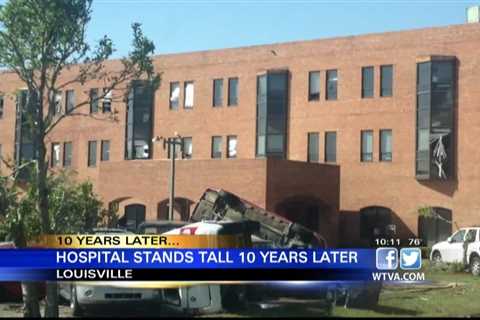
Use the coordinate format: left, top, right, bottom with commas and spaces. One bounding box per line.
0, 235, 424, 282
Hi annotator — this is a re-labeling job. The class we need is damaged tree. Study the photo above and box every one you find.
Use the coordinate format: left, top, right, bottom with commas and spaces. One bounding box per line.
0, 0, 159, 317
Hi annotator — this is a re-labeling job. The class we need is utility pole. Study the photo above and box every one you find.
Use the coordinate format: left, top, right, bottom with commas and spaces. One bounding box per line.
153, 134, 183, 221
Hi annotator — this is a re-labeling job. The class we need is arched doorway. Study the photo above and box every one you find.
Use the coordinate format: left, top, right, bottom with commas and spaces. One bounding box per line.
359, 206, 393, 244
418, 207, 452, 247
157, 198, 194, 221
122, 203, 146, 231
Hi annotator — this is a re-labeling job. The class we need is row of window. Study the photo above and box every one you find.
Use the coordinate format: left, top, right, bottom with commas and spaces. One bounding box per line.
307, 129, 393, 163
169, 77, 239, 110
49, 140, 110, 168
51, 135, 240, 167
0, 65, 391, 120
308, 65, 393, 102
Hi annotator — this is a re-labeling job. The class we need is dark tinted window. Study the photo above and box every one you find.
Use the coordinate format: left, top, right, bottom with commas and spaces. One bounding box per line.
101, 140, 110, 161
228, 78, 238, 106
308, 71, 320, 101
63, 142, 72, 167
65, 90, 75, 113
380, 65, 393, 97
325, 132, 337, 163
213, 79, 223, 107
102, 89, 112, 113
361, 130, 373, 162
380, 129, 392, 161
0, 96, 3, 118
307, 132, 319, 162
90, 88, 99, 113
362, 66, 374, 98
326, 69, 337, 100
211, 136, 222, 159
88, 141, 97, 167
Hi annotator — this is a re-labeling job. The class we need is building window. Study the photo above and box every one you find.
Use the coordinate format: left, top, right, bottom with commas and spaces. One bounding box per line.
415, 60, 455, 180
88, 141, 97, 167
169, 82, 180, 110
380, 65, 393, 97
184, 81, 194, 109
63, 142, 72, 167
0, 95, 4, 119
325, 131, 337, 163
228, 77, 238, 106
49, 90, 62, 116
307, 132, 319, 163
256, 70, 289, 158
125, 80, 154, 160
380, 129, 392, 161
362, 66, 374, 98
213, 79, 223, 107
227, 135, 237, 158
308, 71, 320, 101
90, 88, 99, 113
182, 137, 192, 159
211, 136, 222, 159
65, 90, 75, 114
51, 143, 61, 167
101, 140, 110, 161
361, 130, 373, 162
102, 89, 112, 113
326, 69, 338, 100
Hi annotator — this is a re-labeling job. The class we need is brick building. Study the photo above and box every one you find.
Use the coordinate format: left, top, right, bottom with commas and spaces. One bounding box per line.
1, 22, 480, 247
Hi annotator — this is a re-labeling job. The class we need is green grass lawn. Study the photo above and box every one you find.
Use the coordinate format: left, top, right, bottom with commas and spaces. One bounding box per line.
333, 260, 480, 318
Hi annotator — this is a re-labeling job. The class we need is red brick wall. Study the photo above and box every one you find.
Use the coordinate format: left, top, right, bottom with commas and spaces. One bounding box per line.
1, 23, 480, 245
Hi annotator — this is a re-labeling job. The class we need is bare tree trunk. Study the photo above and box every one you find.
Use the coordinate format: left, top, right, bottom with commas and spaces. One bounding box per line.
21, 282, 40, 318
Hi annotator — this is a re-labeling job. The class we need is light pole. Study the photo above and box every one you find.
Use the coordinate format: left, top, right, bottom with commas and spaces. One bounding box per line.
152, 133, 183, 221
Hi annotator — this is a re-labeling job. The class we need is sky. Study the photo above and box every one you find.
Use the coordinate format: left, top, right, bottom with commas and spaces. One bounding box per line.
5, 0, 480, 57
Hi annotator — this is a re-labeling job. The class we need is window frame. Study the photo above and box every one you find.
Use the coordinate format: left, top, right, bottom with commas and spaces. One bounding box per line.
380, 65, 393, 97
0, 95, 4, 119
90, 88, 99, 113
87, 140, 97, 167
182, 137, 193, 159
213, 79, 223, 107
51, 142, 61, 168
211, 136, 222, 159
326, 69, 338, 101
324, 131, 337, 163
227, 135, 237, 159
101, 140, 110, 162
361, 66, 374, 98
361, 130, 374, 162
307, 132, 319, 163
379, 129, 393, 162
65, 89, 75, 114
63, 142, 72, 167
184, 81, 194, 109
227, 77, 239, 106
308, 71, 320, 101
169, 82, 180, 110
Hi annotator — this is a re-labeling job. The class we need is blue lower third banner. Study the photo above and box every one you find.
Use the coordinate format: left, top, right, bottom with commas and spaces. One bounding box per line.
0, 248, 377, 281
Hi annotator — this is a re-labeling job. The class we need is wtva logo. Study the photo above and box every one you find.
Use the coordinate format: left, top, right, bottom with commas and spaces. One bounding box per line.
376, 248, 398, 270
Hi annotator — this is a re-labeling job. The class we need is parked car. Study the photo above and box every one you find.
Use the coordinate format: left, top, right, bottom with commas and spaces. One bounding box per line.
430, 227, 480, 276
58, 228, 160, 316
